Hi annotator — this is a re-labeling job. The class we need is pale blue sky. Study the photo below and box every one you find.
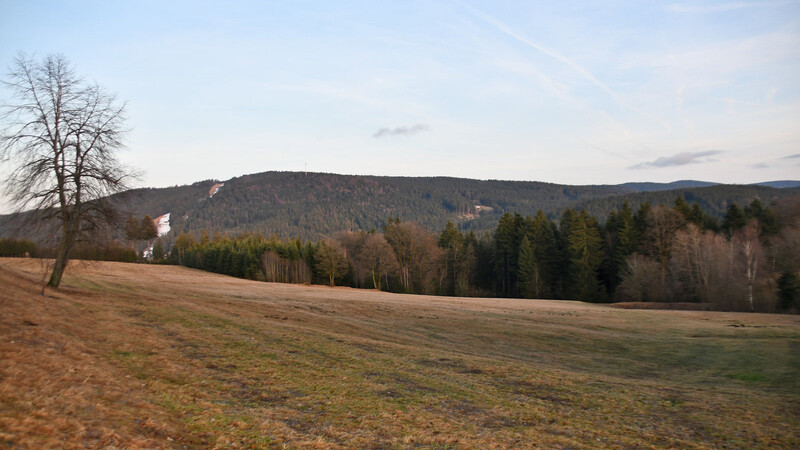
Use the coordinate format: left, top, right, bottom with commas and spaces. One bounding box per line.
1, 0, 799, 205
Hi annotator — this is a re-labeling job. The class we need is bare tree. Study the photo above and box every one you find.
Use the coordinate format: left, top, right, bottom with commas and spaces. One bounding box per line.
262, 251, 312, 284
671, 224, 742, 309
358, 233, 399, 291
1, 54, 135, 287
314, 239, 349, 286
735, 221, 763, 312
644, 205, 685, 290
338, 231, 369, 288
384, 221, 441, 294
616, 253, 663, 302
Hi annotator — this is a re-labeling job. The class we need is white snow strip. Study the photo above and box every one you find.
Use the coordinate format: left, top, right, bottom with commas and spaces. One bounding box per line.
209, 182, 224, 198
155, 213, 171, 237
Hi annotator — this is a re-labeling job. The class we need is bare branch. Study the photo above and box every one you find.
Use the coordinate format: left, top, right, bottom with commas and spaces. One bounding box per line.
1, 53, 137, 287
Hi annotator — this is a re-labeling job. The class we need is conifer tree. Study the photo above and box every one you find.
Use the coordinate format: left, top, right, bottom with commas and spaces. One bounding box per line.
493, 212, 523, 296
518, 235, 540, 298
674, 197, 692, 220
152, 239, 164, 261
125, 216, 141, 247
566, 210, 605, 301
523, 211, 559, 298
603, 202, 636, 292
723, 203, 746, 235
140, 215, 159, 242
439, 221, 467, 296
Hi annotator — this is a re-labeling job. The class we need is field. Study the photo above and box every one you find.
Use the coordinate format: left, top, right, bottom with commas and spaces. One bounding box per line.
1, 257, 799, 448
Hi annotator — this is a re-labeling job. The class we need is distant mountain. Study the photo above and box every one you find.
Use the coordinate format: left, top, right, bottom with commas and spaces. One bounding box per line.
617, 180, 719, 192
573, 184, 798, 221
754, 180, 800, 189
617, 179, 800, 192
2, 171, 798, 244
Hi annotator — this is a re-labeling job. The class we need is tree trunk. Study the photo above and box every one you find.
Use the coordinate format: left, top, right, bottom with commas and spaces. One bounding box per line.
48, 221, 77, 288
372, 269, 381, 291
48, 245, 70, 287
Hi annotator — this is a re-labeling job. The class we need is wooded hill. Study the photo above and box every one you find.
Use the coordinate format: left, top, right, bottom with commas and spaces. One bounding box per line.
2, 170, 798, 243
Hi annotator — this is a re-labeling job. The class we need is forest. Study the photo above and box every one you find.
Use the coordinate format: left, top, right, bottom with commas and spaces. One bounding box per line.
125, 194, 800, 313
30, 171, 795, 243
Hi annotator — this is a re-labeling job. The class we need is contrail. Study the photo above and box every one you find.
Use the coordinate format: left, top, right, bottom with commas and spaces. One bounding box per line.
463, 4, 671, 131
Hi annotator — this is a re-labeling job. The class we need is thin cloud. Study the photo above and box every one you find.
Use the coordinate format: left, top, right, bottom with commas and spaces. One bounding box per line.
752, 153, 800, 169
373, 124, 431, 138
666, 1, 791, 14
462, 4, 670, 131
630, 150, 722, 169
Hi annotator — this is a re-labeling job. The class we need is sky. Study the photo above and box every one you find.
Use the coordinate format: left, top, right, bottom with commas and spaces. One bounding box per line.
1, 0, 799, 212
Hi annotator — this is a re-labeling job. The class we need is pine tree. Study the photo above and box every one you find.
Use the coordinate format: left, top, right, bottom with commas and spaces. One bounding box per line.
723, 203, 746, 235
745, 199, 779, 236
125, 216, 141, 247
140, 215, 159, 242
171, 232, 195, 264
674, 197, 691, 220
523, 210, 559, 298
518, 235, 540, 298
152, 239, 165, 261
566, 210, 605, 301
439, 221, 466, 296
493, 212, 523, 296
604, 202, 636, 293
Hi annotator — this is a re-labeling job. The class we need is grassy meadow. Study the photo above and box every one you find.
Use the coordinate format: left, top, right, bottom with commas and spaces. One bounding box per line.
1, 257, 798, 448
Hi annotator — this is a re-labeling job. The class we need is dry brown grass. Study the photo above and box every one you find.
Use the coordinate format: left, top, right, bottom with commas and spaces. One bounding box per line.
1, 257, 799, 448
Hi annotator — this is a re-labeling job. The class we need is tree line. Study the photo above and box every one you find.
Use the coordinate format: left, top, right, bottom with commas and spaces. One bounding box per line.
151, 195, 799, 313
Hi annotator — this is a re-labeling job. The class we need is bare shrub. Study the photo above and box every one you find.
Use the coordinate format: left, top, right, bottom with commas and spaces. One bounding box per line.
616, 254, 665, 302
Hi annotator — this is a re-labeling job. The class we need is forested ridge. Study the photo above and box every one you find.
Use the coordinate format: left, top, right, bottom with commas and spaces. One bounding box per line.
113, 171, 634, 241
6, 170, 788, 244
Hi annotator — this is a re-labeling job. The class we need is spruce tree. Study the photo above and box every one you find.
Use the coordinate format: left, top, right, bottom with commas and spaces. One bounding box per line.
439, 221, 465, 296
140, 215, 159, 242
493, 212, 523, 296
566, 210, 605, 302
723, 203, 746, 235
518, 235, 539, 298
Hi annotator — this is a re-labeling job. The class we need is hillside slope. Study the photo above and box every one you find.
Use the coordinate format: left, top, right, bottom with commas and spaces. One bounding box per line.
111, 172, 633, 240
1, 257, 798, 447
113, 172, 799, 242
2, 171, 798, 243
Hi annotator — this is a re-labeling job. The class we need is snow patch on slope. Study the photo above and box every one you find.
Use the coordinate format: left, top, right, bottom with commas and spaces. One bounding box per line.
209, 182, 224, 198
154, 213, 171, 237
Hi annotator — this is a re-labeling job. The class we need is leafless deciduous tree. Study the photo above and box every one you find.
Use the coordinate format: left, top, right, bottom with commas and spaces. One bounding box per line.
1, 54, 136, 287
616, 253, 664, 302
644, 205, 685, 288
384, 221, 441, 294
735, 221, 763, 312
671, 224, 742, 309
314, 239, 349, 286
358, 233, 399, 291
